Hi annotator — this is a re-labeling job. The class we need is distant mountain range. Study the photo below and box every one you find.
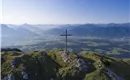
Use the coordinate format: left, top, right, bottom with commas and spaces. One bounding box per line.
1, 23, 130, 39
44, 23, 130, 39
1, 24, 38, 38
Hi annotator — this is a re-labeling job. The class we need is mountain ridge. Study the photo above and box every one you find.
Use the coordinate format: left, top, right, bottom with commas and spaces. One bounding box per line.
1, 24, 39, 38
44, 23, 130, 39
1, 49, 130, 80
1, 23, 130, 39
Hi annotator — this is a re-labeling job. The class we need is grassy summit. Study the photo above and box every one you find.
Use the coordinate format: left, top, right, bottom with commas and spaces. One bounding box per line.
1, 49, 130, 80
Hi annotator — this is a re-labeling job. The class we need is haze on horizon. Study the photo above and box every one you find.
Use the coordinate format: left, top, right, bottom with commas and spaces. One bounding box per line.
2, 0, 130, 24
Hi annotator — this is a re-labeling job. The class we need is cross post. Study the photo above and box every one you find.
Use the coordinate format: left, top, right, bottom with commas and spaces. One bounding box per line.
60, 29, 72, 53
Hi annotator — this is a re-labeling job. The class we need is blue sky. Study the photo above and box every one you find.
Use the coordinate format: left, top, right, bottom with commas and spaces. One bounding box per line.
2, 0, 130, 24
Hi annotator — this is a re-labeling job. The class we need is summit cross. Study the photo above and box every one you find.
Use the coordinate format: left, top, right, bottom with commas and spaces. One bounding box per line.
60, 29, 72, 53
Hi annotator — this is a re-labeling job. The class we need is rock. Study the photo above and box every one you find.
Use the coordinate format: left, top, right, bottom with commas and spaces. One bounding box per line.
63, 57, 72, 63
39, 51, 47, 58
10, 60, 16, 68
75, 59, 88, 71
105, 68, 125, 80
98, 64, 102, 67
35, 73, 37, 76
61, 52, 67, 57
88, 62, 91, 65
12, 51, 19, 56
20, 55, 25, 60
50, 77, 54, 80
68, 66, 72, 70
63, 58, 68, 63
61, 52, 72, 63
8, 73, 15, 80
54, 67, 58, 72
76, 59, 85, 64
10, 57, 21, 68
97, 60, 101, 63
97, 59, 103, 68
2, 75, 8, 80
22, 71, 28, 80
21, 64, 27, 70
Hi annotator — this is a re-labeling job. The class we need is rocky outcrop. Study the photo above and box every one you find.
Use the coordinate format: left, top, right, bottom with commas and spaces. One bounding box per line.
1, 50, 130, 80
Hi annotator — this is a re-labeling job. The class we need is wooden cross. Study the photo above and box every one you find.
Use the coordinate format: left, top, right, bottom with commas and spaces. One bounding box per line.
60, 29, 72, 53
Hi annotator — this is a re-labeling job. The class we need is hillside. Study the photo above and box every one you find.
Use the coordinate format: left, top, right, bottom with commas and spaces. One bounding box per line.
1, 49, 130, 80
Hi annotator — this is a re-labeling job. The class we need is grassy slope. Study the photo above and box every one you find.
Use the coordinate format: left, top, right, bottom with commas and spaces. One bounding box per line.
1, 50, 130, 80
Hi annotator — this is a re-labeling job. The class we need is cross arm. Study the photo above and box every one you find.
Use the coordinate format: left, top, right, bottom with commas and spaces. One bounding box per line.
60, 34, 72, 36
60, 34, 66, 36
67, 34, 73, 36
